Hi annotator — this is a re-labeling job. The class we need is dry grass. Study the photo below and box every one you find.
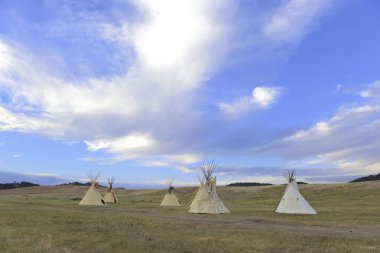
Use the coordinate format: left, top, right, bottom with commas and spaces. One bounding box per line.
0, 181, 379, 253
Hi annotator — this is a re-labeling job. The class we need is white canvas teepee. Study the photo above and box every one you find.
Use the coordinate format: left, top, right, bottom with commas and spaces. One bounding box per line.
160, 178, 182, 207
103, 178, 120, 204
275, 170, 316, 215
189, 174, 205, 209
79, 172, 106, 206
188, 162, 230, 214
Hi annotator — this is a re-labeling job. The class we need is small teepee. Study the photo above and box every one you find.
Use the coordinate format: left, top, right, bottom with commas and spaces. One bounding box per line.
188, 162, 230, 214
275, 170, 316, 215
79, 172, 106, 206
103, 178, 120, 204
160, 178, 182, 207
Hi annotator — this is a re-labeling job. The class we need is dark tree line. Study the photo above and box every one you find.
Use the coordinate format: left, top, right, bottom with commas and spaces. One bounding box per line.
227, 182, 273, 187
0, 181, 39, 190
350, 173, 380, 183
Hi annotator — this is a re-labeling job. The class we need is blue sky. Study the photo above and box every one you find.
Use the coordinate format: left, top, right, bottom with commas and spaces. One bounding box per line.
0, 0, 380, 188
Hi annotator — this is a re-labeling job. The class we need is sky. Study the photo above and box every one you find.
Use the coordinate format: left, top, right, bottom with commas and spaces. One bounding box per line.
0, 0, 380, 188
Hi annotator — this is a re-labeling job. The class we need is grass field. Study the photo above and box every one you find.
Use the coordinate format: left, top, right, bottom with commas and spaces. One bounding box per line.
0, 181, 379, 253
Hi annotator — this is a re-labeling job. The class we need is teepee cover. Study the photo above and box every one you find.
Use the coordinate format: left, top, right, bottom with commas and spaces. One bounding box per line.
104, 178, 120, 204
79, 172, 106, 206
275, 170, 316, 214
189, 174, 205, 208
160, 178, 181, 207
188, 162, 230, 214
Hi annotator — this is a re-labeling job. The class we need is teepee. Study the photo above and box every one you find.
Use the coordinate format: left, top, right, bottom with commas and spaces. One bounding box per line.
79, 172, 106, 206
188, 162, 230, 214
275, 170, 316, 214
103, 178, 120, 204
189, 174, 205, 209
160, 178, 182, 207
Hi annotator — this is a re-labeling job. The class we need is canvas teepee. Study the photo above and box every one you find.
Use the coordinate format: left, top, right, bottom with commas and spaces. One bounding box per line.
275, 170, 316, 214
79, 172, 106, 206
189, 174, 205, 209
188, 162, 230, 214
160, 178, 182, 207
103, 178, 120, 204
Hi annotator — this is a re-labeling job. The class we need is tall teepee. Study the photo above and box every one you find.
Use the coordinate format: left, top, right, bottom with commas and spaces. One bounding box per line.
103, 178, 120, 204
79, 172, 106, 206
189, 173, 205, 209
188, 162, 230, 214
160, 178, 182, 207
275, 170, 316, 214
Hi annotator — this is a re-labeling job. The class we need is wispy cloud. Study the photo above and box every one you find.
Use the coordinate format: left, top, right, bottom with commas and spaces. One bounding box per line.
359, 80, 380, 98
255, 81, 380, 175
0, 1, 229, 162
149, 178, 199, 187
85, 133, 155, 153
262, 0, 333, 45
0, 171, 66, 185
0, 107, 60, 135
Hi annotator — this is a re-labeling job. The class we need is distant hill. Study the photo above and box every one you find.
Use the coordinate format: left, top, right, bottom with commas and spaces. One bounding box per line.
349, 173, 380, 183
0, 181, 39, 190
227, 182, 273, 187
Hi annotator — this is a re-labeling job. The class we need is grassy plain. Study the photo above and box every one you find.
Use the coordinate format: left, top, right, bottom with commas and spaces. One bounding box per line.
0, 181, 379, 253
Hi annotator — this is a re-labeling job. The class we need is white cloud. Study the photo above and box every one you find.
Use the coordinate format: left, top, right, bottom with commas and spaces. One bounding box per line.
176, 166, 195, 174
219, 86, 282, 115
84, 133, 155, 162
252, 86, 282, 107
132, 0, 221, 72
0, 1, 228, 158
24, 172, 61, 178
287, 121, 330, 140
